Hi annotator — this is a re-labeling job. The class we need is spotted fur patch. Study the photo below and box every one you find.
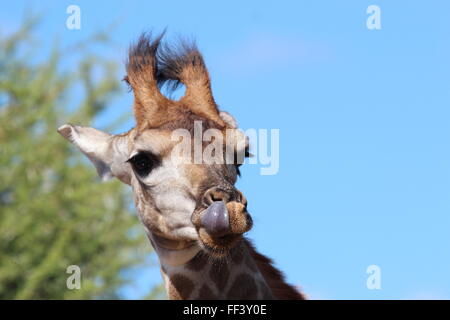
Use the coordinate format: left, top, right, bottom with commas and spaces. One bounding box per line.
186, 252, 208, 271
226, 273, 258, 299
197, 284, 216, 299
209, 262, 230, 292
169, 274, 194, 299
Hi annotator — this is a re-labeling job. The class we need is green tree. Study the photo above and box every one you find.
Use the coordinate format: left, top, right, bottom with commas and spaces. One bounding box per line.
0, 20, 161, 299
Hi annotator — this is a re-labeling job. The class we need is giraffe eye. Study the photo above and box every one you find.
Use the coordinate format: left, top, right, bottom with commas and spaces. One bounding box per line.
235, 164, 242, 177
128, 152, 159, 177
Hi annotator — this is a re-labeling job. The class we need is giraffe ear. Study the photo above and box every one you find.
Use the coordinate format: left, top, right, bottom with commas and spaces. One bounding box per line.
219, 111, 238, 129
57, 124, 131, 185
219, 111, 252, 160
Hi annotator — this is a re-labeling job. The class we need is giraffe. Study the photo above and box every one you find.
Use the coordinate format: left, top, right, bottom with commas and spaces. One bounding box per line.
57, 33, 305, 300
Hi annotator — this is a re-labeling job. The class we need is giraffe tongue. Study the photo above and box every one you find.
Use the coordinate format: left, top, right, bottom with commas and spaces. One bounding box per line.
201, 201, 230, 238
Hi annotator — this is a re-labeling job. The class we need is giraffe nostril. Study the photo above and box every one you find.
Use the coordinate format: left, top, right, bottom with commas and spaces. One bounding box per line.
203, 188, 229, 206
203, 192, 216, 206
202, 187, 247, 209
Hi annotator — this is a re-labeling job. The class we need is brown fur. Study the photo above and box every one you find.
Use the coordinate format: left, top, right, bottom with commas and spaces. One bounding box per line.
125, 33, 225, 129
209, 262, 229, 291
126, 33, 305, 300
197, 284, 215, 299
125, 33, 169, 126
228, 202, 252, 234
157, 39, 225, 126
186, 252, 208, 271
231, 245, 245, 265
226, 273, 258, 299
59, 31, 307, 300
245, 239, 306, 300
169, 274, 195, 299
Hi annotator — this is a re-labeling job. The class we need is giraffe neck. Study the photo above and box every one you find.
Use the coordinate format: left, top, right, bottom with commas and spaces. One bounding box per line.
159, 239, 275, 299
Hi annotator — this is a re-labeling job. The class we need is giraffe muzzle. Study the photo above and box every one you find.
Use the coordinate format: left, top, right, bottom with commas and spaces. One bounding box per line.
192, 187, 252, 253
201, 200, 252, 236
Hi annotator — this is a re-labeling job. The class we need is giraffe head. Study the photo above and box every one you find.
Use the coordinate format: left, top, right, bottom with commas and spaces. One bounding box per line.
58, 33, 252, 265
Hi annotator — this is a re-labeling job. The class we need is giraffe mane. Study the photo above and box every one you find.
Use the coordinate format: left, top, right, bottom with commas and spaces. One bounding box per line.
245, 239, 306, 300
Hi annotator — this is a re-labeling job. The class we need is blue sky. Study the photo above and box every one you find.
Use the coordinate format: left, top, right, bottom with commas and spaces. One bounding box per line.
3, 1, 450, 299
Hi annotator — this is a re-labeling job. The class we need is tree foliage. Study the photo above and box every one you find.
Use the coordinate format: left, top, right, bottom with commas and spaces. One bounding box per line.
0, 20, 160, 299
